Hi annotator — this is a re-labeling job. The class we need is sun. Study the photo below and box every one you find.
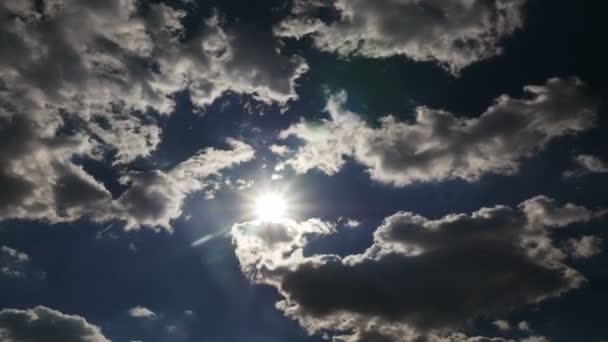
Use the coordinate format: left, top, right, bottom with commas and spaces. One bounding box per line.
255, 192, 287, 221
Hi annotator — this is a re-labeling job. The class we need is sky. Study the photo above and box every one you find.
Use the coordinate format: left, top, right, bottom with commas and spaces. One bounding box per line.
0, 0, 607, 341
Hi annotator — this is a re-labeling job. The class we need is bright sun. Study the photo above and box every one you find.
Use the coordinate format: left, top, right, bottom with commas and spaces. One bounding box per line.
255, 192, 287, 221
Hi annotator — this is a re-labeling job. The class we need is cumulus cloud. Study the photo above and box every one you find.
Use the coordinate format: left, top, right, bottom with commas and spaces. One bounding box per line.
0, 113, 253, 229
231, 196, 602, 341
128, 306, 157, 319
0, 306, 110, 342
0, 0, 301, 228
0, 115, 112, 223
1, 0, 307, 120
273, 78, 597, 186
275, 0, 525, 73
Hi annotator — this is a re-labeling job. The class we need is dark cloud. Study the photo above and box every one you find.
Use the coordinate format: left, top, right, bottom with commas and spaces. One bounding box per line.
0, 306, 110, 342
232, 196, 603, 341
274, 78, 598, 186
0, 114, 108, 223
54, 168, 114, 219
276, 0, 525, 72
117, 170, 184, 230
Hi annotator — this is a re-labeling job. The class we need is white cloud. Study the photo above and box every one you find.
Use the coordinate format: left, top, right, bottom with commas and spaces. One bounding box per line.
0, 245, 30, 278
128, 306, 157, 319
563, 154, 608, 178
0, 115, 254, 230
520, 195, 595, 228
520, 336, 550, 342
270, 144, 290, 156
493, 320, 511, 331
518, 321, 532, 332
116, 138, 255, 230
575, 155, 608, 173
567, 236, 603, 259
1, 0, 307, 122
274, 78, 597, 186
344, 218, 361, 228
0, 0, 301, 229
275, 0, 525, 73
231, 196, 603, 341
0, 306, 110, 342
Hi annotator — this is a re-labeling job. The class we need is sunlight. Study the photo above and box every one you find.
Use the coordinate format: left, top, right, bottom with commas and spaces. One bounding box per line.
255, 192, 287, 221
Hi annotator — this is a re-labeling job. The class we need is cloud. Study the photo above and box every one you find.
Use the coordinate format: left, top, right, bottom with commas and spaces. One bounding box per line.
0, 306, 110, 342
563, 154, 608, 178
520, 195, 596, 228
0, 0, 300, 229
520, 337, 550, 342
274, 78, 597, 186
493, 320, 511, 331
518, 321, 532, 332
574, 155, 608, 173
128, 306, 157, 319
0, 109, 254, 230
0, 115, 112, 224
116, 138, 255, 230
489, 320, 534, 337
275, 0, 525, 73
0, 0, 307, 121
269, 144, 291, 156
0, 246, 33, 279
231, 196, 602, 341
337, 217, 361, 228
567, 236, 603, 259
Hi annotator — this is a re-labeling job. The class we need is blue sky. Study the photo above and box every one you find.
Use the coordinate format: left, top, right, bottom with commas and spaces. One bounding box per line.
0, 1, 607, 341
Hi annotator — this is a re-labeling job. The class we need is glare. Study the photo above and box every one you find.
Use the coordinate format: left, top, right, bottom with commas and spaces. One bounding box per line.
255, 192, 287, 221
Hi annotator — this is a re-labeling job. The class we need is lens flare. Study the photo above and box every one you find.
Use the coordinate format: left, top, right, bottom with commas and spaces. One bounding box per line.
255, 192, 287, 221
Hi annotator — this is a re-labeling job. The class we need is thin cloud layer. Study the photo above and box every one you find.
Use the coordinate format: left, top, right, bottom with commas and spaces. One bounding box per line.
231, 196, 603, 341
0, 306, 110, 342
274, 78, 598, 186
275, 0, 525, 72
